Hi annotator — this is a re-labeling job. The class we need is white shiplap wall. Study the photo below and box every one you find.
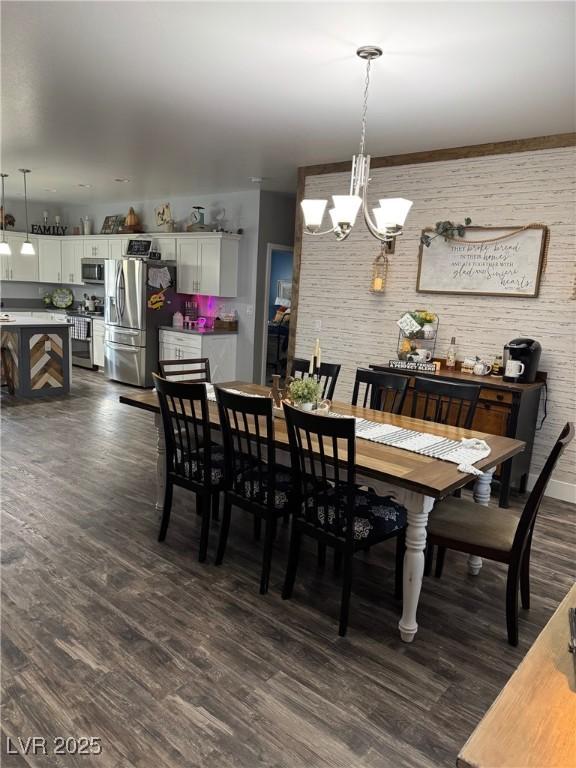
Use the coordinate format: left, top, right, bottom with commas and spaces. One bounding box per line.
296, 147, 576, 498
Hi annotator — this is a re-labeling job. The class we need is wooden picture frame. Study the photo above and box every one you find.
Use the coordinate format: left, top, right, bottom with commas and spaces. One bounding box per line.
100, 215, 118, 235
416, 225, 548, 298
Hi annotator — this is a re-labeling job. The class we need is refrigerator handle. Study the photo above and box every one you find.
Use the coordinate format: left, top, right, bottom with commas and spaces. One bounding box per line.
116, 263, 125, 319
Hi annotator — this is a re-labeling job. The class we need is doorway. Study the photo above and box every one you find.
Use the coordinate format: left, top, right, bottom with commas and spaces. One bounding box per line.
261, 243, 294, 384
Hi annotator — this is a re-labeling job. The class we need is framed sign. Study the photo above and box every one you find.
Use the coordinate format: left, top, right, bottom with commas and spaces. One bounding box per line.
416, 225, 548, 297
388, 359, 437, 373
127, 239, 152, 256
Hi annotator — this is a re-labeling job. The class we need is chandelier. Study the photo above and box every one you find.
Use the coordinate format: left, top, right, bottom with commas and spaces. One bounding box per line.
301, 46, 412, 246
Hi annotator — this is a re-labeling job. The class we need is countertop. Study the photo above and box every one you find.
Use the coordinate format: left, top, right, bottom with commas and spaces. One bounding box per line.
159, 326, 238, 336
372, 364, 544, 392
0, 316, 72, 328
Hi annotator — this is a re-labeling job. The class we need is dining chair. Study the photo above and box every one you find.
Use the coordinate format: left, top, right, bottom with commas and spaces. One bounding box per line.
410, 377, 481, 428
290, 358, 341, 401
352, 368, 409, 414
153, 373, 223, 562
158, 357, 211, 383
215, 387, 296, 594
427, 422, 574, 645
282, 403, 408, 637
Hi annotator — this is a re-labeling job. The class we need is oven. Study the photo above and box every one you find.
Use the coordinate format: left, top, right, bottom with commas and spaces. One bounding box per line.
81, 258, 105, 284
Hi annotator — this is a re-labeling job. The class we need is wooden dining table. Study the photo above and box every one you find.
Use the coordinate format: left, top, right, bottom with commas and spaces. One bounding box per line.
120, 381, 525, 643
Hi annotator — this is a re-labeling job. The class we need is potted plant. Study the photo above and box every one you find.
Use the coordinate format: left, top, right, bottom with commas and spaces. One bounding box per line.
288, 378, 322, 411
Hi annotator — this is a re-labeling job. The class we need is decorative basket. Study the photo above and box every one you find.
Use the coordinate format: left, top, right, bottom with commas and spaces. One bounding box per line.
213, 319, 238, 331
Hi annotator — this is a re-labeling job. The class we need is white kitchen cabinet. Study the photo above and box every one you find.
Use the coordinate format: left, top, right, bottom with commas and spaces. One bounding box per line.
84, 239, 109, 260
151, 237, 177, 260
176, 235, 239, 296
158, 329, 237, 382
92, 318, 105, 367
108, 238, 128, 259
61, 240, 84, 284
1, 234, 39, 281
38, 238, 62, 283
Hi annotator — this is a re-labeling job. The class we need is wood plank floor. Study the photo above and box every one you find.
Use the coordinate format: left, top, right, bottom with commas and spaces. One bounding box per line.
1, 370, 574, 768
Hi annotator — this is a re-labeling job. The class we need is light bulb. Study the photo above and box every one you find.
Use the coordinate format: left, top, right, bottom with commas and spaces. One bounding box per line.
20, 240, 35, 256
374, 198, 413, 229
300, 199, 327, 230
0, 241, 11, 256
331, 195, 362, 226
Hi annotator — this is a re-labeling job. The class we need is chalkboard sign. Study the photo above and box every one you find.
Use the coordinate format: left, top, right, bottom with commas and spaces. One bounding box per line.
416, 226, 548, 298
127, 239, 152, 256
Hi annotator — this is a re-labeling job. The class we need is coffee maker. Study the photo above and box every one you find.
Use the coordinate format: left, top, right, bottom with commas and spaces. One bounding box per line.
503, 338, 541, 383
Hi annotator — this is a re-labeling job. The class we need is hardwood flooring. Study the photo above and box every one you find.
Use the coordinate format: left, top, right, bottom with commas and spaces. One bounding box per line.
1, 370, 574, 767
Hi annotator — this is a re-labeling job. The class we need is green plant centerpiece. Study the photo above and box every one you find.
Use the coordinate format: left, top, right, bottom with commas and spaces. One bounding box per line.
420, 218, 472, 247
288, 377, 322, 410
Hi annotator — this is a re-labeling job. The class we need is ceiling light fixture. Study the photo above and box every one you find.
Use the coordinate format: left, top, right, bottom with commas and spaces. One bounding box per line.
78, 183, 92, 188
0, 174, 11, 256
300, 46, 412, 247
18, 169, 35, 256
114, 178, 130, 183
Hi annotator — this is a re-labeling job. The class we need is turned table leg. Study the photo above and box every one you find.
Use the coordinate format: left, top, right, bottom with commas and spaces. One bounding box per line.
468, 467, 496, 575
155, 412, 166, 520
398, 492, 435, 643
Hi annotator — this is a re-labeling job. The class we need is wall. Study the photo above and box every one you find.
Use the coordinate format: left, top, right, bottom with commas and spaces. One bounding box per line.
254, 191, 295, 381
268, 249, 293, 320
3, 199, 66, 231
295, 146, 576, 500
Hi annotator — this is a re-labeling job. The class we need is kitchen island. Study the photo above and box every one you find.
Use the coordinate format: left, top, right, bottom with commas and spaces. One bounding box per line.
1, 316, 71, 397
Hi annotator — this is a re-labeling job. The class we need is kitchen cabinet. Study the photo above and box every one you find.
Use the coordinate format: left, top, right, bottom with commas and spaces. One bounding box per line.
61, 240, 84, 284
1, 234, 39, 282
84, 239, 109, 260
92, 318, 105, 368
159, 329, 237, 382
176, 235, 239, 296
38, 238, 62, 283
151, 237, 177, 260
108, 239, 128, 259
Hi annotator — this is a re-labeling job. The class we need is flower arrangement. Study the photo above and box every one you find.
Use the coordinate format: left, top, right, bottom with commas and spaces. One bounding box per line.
411, 309, 437, 326
288, 378, 322, 407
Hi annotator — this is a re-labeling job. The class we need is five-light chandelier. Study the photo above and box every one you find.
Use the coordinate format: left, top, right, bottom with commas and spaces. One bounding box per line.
301, 46, 412, 246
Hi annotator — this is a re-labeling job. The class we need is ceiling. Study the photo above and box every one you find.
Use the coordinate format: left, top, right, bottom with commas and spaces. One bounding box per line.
2, 1, 574, 204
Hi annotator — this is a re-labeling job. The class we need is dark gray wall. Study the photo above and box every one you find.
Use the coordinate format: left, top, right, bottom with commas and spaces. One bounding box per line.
253, 191, 295, 382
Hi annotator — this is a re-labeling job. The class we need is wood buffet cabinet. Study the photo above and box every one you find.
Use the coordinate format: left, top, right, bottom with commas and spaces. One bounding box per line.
371, 365, 545, 508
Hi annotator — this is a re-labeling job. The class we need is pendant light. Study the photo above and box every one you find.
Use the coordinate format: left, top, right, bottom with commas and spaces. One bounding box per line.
19, 169, 35, 255
301, 46, 413, 245
0, 173, 11, 256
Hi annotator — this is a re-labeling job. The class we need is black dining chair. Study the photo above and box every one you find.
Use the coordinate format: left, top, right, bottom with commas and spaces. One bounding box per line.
410, 377, 481, 428
153, 374, 223, 562
158, 357, 211, 383
282, 403, 408, 637
352, 368, 409, 414
290, 358, 341, 401
427, 423, 574, 645
215, 387, 297, 594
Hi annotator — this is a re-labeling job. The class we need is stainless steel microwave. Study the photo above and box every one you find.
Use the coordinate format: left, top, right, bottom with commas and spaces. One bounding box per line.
81, 258, 105, 284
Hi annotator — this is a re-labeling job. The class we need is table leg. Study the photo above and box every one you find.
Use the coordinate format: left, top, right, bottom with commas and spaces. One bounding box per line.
155, 412, 166, 520
398, 492, 435, 643
468, 467, 496, 575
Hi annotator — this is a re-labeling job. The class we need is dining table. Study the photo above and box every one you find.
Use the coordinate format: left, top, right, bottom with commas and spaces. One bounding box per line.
120, 381, 525, 643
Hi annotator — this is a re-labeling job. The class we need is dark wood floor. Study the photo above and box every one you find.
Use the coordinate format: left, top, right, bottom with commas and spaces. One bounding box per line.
1, 370, 574, 768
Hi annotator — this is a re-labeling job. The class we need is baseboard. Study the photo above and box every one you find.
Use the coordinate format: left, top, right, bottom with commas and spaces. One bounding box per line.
527, 474, 576, 505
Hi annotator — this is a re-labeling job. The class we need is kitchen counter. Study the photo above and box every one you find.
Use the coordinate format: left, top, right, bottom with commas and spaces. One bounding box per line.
1, 316, 71, 327
1, 316, 71, 397
158, 326, 238, 336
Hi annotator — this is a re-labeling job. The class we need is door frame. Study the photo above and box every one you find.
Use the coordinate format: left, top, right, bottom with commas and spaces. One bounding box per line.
260, 242, 294, 384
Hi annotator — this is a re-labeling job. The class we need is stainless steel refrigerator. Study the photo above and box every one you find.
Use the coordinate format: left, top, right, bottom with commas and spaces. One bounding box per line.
104, 258, 177, 387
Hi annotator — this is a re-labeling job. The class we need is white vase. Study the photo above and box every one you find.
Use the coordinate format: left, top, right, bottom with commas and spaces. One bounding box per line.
422, 323, 436, 339
299, 402, 314, 411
